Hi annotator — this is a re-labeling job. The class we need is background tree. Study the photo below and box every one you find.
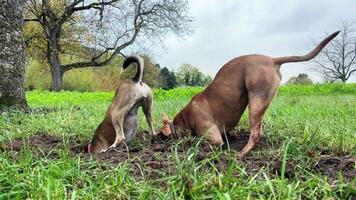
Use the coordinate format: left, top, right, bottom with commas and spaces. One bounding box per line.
286, 73, 313, 85
24, 0, 191, 91
0, 0, 28, 109
202, 75, 212, 86
160, 67, 177, 89
314, 22, 356, 82
176, 64, 212, 86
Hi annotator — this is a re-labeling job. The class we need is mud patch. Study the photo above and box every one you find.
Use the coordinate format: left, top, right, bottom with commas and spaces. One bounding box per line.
2, 132, 355, 182
313, 155, 356, 181
7, 133, 61, 152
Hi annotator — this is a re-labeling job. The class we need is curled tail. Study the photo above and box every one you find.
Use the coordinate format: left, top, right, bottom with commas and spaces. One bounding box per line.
273, 31, 340, 65
123, 55, 144, 83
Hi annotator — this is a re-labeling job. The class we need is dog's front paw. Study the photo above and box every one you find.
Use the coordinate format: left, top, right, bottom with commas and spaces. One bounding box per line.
100, 147, 114, 153
100, 143, 118, 153
100, 147, 113, 153
100, 148, 109, 153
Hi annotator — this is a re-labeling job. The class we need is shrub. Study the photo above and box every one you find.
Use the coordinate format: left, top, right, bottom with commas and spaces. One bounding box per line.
24, 58, 52, 90
279, 83, 356, 96
286, 73, 313, 85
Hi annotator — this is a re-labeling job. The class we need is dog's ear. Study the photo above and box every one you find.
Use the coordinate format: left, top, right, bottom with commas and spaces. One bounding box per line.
84, 143, 92, 153
160, 113, 172, 136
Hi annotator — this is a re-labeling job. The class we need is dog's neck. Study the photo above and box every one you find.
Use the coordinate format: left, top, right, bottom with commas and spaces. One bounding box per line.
169, 122, 176, 137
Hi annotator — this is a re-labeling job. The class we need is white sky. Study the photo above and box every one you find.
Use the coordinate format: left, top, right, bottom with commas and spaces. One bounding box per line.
151, 0, 356, 83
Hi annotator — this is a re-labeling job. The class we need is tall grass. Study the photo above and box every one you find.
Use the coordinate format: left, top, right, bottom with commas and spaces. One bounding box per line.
20, 84, 356, 153
278, 83, 356, 95
26, 83, 356, 107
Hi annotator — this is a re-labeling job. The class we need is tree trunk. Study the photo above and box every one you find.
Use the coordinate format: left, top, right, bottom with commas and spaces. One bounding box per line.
49, 50, 64, 91
47, 33, 64, 91
0, 0, 28, 109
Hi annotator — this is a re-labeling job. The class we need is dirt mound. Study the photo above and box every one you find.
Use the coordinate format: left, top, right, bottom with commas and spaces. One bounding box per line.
2, 132, 355, 182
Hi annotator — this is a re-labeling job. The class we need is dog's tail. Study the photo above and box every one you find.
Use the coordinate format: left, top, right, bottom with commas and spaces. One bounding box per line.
123, 55, 144, 82
273, 31, 340, 65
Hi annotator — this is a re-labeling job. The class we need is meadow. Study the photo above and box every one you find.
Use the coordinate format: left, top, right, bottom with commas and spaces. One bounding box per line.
0, 83, 355, 199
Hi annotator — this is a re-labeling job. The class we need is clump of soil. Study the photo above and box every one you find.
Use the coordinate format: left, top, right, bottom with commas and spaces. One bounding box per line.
2, 131, 355, 182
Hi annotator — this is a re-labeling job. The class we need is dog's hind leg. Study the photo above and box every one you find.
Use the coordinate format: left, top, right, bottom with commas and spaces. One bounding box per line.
102, 103, 133, 152
142, 91, 155, 135
237, 82, 279, 159
122, 107, 139, 146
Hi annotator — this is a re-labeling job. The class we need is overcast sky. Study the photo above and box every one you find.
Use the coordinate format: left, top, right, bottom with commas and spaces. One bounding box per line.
151, 0, 356, 83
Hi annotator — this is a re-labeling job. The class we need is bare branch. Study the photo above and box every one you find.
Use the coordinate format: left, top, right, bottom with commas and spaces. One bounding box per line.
24, 18, 40, 22
314, 21, 356, 82
61, 21, 142, 71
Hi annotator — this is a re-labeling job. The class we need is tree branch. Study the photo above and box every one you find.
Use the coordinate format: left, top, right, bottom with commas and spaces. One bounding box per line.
60, 0, 149, 72
24, 18, 40, 22
58, 0, 120, 25
314, 22, 356, 82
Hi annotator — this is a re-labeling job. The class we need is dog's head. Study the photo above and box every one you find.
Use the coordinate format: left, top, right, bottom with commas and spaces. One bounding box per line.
87, 121, 116, 153
159, 113, 185, 138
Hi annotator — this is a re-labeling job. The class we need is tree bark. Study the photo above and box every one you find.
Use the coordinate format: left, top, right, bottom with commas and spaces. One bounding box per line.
49, 50, 64, 91
50, 60, 64, 91
46, 33, 63, 91
0, 0, 28, 109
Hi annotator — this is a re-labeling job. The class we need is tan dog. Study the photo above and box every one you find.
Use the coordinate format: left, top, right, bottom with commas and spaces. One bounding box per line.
88, 55, 155, 153
160, 31, 340, 159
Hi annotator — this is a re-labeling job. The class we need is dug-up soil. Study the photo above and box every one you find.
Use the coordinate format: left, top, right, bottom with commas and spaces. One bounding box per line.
2, 131, 355, 183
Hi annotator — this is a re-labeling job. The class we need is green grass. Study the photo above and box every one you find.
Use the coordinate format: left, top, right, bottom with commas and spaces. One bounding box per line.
1, 84, 356, 199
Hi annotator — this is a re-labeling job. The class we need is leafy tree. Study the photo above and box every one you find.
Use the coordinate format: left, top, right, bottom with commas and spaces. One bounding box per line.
24, 0, 191, 91
0, 0, 28, 109
160, 67, 177, 89
202, 75, 212, 85
176, 64, 212, 86
287, 73, 313, 85
23, 3, 87, 61
314, 22, 356, 82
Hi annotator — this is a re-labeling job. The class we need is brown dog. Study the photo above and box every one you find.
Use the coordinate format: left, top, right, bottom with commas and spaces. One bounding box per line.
160, 31, 340, 159
88, 55, 155, 153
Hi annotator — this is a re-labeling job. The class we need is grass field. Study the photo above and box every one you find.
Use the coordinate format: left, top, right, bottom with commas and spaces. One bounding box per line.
0, 84, 355, 199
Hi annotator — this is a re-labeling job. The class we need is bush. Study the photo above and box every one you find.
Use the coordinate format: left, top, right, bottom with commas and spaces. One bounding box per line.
63, 66, 121, 92
286, 73, 313, 85
24, 58, 52, 90
25, 55, 165, 92
25, 57, 122, 92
